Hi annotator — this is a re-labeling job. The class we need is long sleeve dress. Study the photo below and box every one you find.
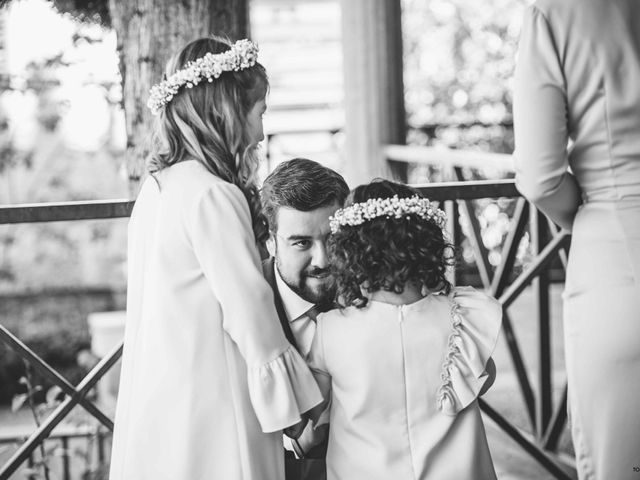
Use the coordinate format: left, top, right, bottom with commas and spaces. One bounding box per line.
108, 160, 323, 480
514, 1, 640, 478
308, 287, 502, 480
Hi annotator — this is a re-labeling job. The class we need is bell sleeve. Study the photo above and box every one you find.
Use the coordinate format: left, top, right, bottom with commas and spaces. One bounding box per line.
513, 4, 582, 231
187, 181, 322, 433
436, 287, 503, 415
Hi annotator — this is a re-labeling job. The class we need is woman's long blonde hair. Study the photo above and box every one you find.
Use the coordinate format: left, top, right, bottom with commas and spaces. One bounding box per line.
149, 36, 269, 247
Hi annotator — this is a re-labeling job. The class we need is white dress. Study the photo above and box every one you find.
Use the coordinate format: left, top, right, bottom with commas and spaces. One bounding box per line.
308, 287, 502, 480
109, 160, 322, 480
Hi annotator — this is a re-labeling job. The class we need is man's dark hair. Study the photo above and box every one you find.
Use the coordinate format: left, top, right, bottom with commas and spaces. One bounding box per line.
261, 158, 350, 231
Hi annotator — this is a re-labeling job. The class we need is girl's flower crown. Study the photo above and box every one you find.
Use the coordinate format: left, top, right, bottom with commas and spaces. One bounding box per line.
329, 195, 447, 234
147, 39, 259, 115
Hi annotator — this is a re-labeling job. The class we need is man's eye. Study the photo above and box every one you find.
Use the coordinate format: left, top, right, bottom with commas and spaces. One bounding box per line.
292, 240, 311, 249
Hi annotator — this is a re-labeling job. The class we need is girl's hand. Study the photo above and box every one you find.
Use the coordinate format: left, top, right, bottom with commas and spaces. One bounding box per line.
284, 417, 308, 439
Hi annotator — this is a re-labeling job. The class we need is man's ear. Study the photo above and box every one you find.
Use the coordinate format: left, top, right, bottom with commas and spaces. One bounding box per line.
266, 234, 276, 258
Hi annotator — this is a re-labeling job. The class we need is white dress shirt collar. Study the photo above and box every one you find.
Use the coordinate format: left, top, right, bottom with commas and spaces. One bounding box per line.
274, 265, 315, 323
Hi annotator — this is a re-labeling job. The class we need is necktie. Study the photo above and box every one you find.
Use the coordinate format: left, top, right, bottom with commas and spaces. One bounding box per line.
291, 303, 330, 356
304, 302, 333, 321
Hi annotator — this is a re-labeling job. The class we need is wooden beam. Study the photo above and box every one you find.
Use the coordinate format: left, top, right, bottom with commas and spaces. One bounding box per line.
0, 200, 134, 224
341, 0, 406, 185
413, 179, 519, 201
385, 144, 515, 172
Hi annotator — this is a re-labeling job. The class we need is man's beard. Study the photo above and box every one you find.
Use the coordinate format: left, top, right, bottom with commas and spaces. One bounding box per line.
277, 261, 335, 305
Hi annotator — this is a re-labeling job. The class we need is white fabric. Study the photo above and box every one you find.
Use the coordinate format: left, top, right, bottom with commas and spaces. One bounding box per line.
514, 1, 640, 478
109, 161, 322, 480
308, 287, 502, 480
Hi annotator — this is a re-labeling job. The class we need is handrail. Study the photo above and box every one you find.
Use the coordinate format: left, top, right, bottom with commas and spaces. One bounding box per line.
413, 179, 519, 200
0, 181, 519, 226
0, 425, 109, 444
0, 199, 134, 225
385, 144, 515, 171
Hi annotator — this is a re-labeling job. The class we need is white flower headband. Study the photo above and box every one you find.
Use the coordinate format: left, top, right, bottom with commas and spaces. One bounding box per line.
147, 39, 259, 115
329, 195, 447, 234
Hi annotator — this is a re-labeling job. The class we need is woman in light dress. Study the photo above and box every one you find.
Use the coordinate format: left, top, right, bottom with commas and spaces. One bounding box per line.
109, 37, 322, 480
308, 180, 502, 480
514, 1, 640, 478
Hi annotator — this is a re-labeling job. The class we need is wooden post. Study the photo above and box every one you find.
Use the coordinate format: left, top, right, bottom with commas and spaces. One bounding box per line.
340, 0, 406, 186
108, 0, 250, 196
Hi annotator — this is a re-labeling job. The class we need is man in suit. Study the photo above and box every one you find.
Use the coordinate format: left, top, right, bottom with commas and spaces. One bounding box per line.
261, 158, 349, 479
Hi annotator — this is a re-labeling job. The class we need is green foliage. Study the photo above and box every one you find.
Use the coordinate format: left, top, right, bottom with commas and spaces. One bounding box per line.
403, 0, 528, 152
50, 0, 111, 27
11, 365, 110, 480
0, 326, 90, 404
0, 289, 125, 404
0, 18, 127, 291
401, 0, 534, 274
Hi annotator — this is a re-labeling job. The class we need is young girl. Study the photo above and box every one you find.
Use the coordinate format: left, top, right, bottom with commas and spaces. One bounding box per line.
109, 37, 322, 480
308, 179, 502, 480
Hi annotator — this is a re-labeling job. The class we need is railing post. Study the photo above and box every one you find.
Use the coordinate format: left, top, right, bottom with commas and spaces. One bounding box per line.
445, 200, 459, 286
97, 429, 105, 466
27, 453, 35, 479
61, 437, 70, 480
530, 205, 552, 439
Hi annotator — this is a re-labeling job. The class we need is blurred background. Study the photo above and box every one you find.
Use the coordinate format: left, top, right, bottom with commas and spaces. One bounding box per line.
0, 1, 573, 479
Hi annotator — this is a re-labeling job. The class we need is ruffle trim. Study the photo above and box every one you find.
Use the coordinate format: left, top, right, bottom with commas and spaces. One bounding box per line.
248, 345, 323, 433
436, 287, 502, 415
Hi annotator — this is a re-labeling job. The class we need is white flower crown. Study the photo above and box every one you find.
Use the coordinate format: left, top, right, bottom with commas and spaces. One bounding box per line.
147, 39, 259, 115
329, 195, 447, 234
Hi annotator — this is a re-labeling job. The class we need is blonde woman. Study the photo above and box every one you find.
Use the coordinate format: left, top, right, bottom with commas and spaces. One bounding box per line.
109, 37, 322, 480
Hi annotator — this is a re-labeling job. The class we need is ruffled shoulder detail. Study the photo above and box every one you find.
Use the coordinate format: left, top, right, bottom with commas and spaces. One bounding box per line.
436, 287, 502, 415
248, 345, 323, 433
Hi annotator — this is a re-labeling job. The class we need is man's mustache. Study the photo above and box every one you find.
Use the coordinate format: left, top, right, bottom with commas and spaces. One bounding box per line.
304, 268, 331, 278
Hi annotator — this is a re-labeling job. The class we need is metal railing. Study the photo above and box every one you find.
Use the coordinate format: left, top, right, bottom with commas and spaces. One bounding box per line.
0, 147, 576, 479
0, 203, 130, 480
0, 427, 110, 480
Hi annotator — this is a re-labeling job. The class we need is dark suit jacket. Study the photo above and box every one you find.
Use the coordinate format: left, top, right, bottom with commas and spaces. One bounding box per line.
262, 258, 299, 349
262, 258, 328, 473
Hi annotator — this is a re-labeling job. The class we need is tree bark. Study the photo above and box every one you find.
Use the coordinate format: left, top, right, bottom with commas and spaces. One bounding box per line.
108, 0, 249, 196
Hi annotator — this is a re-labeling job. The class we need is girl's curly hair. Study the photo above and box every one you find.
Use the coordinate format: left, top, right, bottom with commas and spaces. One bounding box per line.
328, 180, 456, 308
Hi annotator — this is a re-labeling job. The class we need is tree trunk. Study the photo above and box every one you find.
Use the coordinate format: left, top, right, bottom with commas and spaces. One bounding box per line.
108, 0, 249, 196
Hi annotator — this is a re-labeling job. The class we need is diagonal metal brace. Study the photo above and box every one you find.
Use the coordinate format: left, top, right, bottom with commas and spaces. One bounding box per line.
499, 233, 571, 309
0, 342, 123, 480
0, 324, 113, 429
479, 398, 576, 480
